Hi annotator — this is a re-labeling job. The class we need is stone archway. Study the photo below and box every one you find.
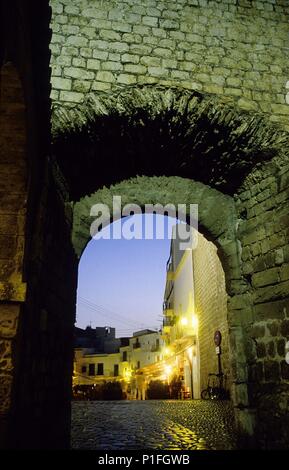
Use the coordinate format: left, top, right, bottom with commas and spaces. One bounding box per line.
71, 175, 251, 434
49, 87, 289, 446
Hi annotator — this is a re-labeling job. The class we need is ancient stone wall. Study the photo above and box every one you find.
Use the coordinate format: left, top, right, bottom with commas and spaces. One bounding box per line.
50, 0, 289, 130
192, 234, 230, 393
0, 63, 27, 447
234, 159, 289, 448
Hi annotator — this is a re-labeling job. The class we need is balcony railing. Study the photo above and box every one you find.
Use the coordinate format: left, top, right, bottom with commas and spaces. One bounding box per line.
163, 300, 173, 311
163, 317, 175, 327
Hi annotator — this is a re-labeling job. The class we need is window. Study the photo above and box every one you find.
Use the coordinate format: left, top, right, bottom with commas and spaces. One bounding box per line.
137, 361, 140, 369
97, 363, 104, 375
81, 365, 87, 373
114, 364, 119, 377
122, 351, 127, 361
88, 364, 95, 376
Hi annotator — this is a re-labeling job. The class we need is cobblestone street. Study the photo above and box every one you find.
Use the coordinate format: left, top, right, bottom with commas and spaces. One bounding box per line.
71, 400, 238, 450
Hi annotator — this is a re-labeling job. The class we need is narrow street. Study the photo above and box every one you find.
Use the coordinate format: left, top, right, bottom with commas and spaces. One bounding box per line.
71, 400, 238, 450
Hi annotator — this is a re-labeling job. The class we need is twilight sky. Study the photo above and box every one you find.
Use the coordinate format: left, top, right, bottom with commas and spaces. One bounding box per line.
76, 214, 178, 337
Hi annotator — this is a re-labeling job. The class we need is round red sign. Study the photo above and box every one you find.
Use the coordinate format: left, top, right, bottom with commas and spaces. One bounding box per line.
214, 330, 222, 346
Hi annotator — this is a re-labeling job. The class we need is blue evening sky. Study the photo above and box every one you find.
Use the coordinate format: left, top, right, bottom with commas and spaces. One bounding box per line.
76, 214, 179, 337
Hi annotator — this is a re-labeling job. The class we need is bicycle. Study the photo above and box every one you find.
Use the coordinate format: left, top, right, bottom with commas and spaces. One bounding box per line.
201, 372, 229, 400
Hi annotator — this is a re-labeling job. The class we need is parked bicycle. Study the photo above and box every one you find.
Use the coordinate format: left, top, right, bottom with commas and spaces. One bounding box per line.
201, 372, 229, 400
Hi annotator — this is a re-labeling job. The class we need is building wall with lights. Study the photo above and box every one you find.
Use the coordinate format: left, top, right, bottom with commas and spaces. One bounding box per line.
193, 232, 230, 392
162, 228, 201, 399
162, 228, 230, 398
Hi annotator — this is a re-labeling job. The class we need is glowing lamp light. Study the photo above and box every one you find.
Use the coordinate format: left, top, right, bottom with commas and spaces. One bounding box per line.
180, 317, 188, 326
124, 369, 132, 380
191, 314, 198, 330
164, 365, 172, 376
163, 347, 171, 356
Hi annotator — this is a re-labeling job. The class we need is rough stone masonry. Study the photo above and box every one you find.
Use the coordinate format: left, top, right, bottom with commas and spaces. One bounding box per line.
50, 0, 289, 130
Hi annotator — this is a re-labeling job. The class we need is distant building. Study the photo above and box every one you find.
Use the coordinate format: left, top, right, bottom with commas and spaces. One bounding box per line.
74, 325, 122, 353
73, 326, 163, 399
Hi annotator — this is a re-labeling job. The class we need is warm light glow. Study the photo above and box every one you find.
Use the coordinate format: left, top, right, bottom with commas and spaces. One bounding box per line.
164, 365, 172, 376
181, 317, 188, 326
163, 347, 171, 356
187, 347, 193, 361
191, 314, 198, 330
124, 369, 132, 380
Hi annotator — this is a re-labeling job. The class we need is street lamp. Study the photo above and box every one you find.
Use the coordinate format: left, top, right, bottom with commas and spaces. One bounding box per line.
180, 317, 188, 326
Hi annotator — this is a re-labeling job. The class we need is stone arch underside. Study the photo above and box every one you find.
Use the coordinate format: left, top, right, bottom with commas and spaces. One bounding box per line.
52, 86, 289, 202
52, 85, 289, 443
72, 176, 238, 283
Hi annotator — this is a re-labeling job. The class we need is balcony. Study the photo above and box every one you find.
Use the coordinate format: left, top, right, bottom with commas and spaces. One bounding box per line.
166, 259, 174, 280
163, 317, 175, 327
133, 342, 141, 349
163, 300, 174, 317
162, 316, 175, 334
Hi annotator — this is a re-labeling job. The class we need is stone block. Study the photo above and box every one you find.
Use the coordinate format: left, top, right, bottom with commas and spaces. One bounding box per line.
267, 340, 275, 358
121, 54, 140, 64
159, 19, 179, 30
0, 374, 12, 414
140, 56, 161, 67
256, 342, 266, 358
0, 304, 19, 338
0, 235, 16, 259
122, 33, 142, 44
124, 64, 146, 74
147, 66, 168, 78
0, 340, 12, 371
280, 361, 289, 379
280, 320, 289, 337
203, 84, 224, 95
72, 80, 91, 93
116, 74, 137, 85
142, 16, 158, 27
102, 61, 123, 72
91, 82, 112, 92
264, 360, 280, 381
59, 91, 84, 103
249, 323, 265, 338
66, 35, 88, 47
99, 29, 121, 41
111, 22, 132, 33
86, 59, 101, 71
72, 57, 86, 68
92, 50, 108, 60
254, 299, 288, 321
254, 281, 289, 304
152, 28, 167, 38
277, 339, 285, 357
109, 42, 129, 53
96, 71, 116, 83
252, 267, 280, 288
154, 47, 172, 58
64, 67, 94, 80
83, 8, 108, 20
52, 77, 71, 91
280, 264, 289, 281
267, 321, 279, 337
